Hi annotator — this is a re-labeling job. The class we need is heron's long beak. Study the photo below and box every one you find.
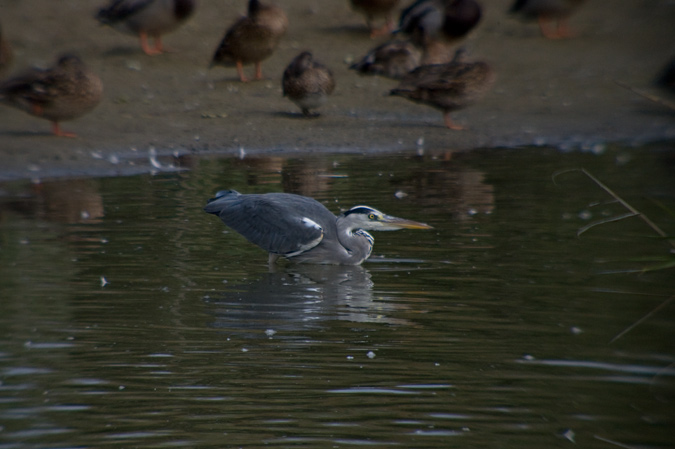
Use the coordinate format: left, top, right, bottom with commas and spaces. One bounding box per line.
381, 215, 433, 230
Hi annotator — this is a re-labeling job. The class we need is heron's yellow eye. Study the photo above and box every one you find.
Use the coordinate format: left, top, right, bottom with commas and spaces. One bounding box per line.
368, 213, 376, 220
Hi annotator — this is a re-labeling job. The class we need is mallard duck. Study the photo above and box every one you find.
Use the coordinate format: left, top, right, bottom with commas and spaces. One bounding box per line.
509, 0, 586, 39
399, 0, 482, 44
0, 54, 103, 137
398, 0, 482, 63
96, 0, 196, 55
389, 48, 494, 129
0, 23, 13, 76
350, 40, 421, 79
350, 0, 401, 38
282, 51, 335, 117
211, 0, 288, 82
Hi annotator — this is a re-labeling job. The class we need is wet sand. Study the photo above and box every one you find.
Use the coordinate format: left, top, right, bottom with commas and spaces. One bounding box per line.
1, 0, 674, 181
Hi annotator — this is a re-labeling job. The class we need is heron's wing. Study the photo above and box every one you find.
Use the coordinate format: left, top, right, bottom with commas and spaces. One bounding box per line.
207, 194, 326, 256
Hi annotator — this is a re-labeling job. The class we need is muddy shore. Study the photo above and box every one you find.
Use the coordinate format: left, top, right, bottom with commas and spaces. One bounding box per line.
1, 0, 674, 181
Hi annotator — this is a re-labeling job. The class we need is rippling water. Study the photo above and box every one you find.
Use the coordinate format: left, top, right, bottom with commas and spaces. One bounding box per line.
0, 145, 673, 448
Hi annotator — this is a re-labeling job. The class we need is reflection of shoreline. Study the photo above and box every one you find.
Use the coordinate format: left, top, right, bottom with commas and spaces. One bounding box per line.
204, 264, 412, 334
1, 179, 104, 224
214, 153, 495, 223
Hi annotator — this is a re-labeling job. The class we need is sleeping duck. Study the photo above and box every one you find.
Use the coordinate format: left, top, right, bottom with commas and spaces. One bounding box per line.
282, 51, 336, 117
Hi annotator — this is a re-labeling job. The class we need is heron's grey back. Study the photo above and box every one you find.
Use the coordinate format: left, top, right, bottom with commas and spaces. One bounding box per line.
204, 191, 336, 256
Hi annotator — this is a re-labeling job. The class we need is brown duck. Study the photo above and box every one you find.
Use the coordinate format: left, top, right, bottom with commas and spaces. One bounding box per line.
350, 0, 401, 38
389, 48, 494, 129
350, 39, 421, 79
211, 0, 288, 82
509, 0, 586, 39
96, 0, 196, 55
0, 54, 103, 137
282, 51, 335, 117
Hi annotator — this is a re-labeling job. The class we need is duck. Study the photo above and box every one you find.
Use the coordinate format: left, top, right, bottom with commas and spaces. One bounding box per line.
0, 23, 13, 76
398, 0, 482, 63
282, 51, 335, 117
389, 48, 494, 129
350, 0, 401, 38
96, 0, 196, 55
211, 0, 288, 82
509, 0, 586, 39
0, 54, 103, 137
350, 39, 421, 79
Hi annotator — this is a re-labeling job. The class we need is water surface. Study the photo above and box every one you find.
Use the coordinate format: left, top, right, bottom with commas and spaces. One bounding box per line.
1, 145, 673, 448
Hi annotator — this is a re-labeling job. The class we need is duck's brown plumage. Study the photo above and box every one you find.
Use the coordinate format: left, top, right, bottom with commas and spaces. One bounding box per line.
509, 0, 586, 39
350, 40, 421, 79
0, 54, 103, 137
390, 49, 494, 129
282, 52, 335, 117
96, 0, 196, 55
211, 0, 288, 82
350, 0, 401, 38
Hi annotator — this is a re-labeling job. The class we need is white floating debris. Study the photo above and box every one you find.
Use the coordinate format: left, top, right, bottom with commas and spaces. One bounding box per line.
394, 190, 408, 199
570, 326, 583, 335
238, 146, 246, 160
366, 351, 376, 359
108, 154, 120, 164
562, 429, 575, 443
346, 355, 354, 360
578, 210, 592, 220
265, 329, 277, 337
100, 276, 108, 287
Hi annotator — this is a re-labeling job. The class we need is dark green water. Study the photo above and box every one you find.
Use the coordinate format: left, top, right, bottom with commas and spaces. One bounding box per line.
0, 145, 674, 448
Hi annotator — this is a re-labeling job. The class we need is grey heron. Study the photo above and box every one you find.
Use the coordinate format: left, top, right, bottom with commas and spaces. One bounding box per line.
204, 190, 433, 265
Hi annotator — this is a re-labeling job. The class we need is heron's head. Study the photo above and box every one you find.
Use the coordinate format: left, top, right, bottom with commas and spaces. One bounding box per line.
340, 206, 433, 231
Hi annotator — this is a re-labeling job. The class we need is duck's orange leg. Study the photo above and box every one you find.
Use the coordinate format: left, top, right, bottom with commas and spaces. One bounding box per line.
236, 60, 249, 82
555, 18, 576, 39
153, 35, 165, 53
538, 15, 575, 39
51, 121, 77, 138
537, 16, 558, 39
368, 15, 395, 38
254, 62, 264, 80
139, 31, 163, 55
443, 112, 464, 130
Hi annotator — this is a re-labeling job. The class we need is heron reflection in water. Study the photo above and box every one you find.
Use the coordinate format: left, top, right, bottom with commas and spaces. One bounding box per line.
204, 190, 433, 265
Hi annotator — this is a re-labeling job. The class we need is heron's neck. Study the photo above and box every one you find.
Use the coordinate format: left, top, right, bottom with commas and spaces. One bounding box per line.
336, 219, 374, 264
